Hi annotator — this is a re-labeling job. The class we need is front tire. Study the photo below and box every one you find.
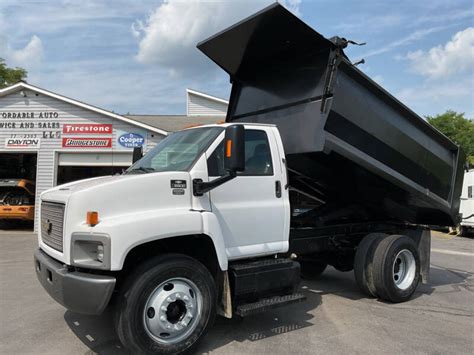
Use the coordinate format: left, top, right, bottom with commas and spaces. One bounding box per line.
372, 235, 420, 303
115, 254, 216, 354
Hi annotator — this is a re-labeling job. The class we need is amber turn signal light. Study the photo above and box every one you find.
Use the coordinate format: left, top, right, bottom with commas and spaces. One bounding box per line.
86, 211, 99, 226
225, 139, 232, 158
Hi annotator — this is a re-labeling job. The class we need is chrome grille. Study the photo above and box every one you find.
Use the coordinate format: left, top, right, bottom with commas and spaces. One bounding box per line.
41, 201, 65, 252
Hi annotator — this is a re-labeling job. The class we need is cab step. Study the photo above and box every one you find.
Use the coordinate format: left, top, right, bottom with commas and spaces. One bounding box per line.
235, 293, 306, 317
229, 257, 301, 306
230, 257, 295, 271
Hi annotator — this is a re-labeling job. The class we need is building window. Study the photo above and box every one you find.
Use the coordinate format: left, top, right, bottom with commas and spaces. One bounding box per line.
469, 186, 473, 199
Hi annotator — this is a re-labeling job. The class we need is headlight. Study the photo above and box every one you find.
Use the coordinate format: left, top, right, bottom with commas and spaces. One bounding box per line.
96, 244, 104, 262
71, 233, 110, 269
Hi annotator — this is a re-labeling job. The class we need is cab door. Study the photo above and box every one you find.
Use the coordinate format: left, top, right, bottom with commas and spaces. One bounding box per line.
206, 127, 288, 259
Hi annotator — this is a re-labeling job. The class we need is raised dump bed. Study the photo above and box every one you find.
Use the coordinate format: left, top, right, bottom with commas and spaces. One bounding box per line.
198, 3, 464, 227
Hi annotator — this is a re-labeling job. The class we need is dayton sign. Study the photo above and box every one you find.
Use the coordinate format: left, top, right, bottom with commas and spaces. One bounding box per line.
5, 138, 40, 149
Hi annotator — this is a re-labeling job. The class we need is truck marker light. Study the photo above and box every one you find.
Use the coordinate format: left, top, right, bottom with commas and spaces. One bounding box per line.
226, 140, 232, 157
86, 211, 99, 226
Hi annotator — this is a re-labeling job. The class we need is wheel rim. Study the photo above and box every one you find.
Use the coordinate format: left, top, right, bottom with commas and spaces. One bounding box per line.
392, 249, 416, 290
143, 277, 202, 345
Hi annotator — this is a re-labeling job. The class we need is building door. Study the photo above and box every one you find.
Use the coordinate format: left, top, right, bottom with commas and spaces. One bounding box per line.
56, 152, 132, 185
0, 152, 37, 230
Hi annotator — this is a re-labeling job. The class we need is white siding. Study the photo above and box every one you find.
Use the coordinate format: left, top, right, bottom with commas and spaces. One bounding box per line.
187, 92, 228, 116
0, 89, 164, 231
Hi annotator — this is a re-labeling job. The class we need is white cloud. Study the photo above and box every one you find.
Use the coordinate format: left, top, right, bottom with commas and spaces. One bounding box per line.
133, 0, 300, 75
412, 7, 474, 28
361, 24, 454, 58
397, 78, 473, 101
0, 35, 44, 68
372, 75, 384, 85
284, 0, 301, 16
406, 27, 474, 79
333, 14, 403, 33
395, 77, 474, 118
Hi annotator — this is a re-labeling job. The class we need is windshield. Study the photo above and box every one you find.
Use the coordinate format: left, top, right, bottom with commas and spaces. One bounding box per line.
126, 127, 224, 174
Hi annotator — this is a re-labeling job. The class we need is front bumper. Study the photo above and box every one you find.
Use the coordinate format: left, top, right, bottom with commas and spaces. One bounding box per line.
34, 249, 116, 315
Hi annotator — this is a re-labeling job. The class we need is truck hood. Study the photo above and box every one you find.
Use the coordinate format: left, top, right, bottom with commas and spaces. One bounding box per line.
41, 172, 193, 222
40, 175, 117, 203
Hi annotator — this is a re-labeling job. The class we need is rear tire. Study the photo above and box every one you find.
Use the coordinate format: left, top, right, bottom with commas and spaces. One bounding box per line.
353, 233, 387, 297
372, 235, 420, 303
115, 254, 216, 355
299, 258, 327, 279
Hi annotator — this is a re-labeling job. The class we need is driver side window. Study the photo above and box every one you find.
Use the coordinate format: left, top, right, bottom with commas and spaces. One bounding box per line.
207, 129, 273, 176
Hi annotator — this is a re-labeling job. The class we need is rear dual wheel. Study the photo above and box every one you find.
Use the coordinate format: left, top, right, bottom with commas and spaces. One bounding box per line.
354, 234, 420, 303
354, 233, 387, 297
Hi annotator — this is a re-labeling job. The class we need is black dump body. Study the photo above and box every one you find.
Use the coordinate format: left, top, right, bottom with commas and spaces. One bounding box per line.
198, 4, 464, 227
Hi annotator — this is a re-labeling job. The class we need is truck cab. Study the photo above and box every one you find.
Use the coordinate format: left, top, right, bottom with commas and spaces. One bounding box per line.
36, 124, 289, 270
35, 123, 299, 354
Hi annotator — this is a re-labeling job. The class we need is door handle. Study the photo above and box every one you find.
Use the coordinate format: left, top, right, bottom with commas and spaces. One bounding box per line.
275, 180, 282, 198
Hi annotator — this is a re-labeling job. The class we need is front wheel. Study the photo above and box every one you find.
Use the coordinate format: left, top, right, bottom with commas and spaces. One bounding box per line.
115, 254, 216, 354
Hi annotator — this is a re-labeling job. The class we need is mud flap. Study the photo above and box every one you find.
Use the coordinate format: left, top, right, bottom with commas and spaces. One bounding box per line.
418, 229, 431, 284
217, 271, 232, 319
405, 228, 431, 284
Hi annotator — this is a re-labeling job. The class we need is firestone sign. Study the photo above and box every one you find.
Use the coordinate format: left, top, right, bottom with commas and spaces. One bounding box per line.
63, 124, 112, 134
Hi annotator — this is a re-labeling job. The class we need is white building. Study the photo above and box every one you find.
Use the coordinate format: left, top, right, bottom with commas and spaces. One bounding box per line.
0, 82, 228, 230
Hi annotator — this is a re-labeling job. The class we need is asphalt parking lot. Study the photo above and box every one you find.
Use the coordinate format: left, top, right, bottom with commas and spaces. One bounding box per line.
0, 230, 473, 354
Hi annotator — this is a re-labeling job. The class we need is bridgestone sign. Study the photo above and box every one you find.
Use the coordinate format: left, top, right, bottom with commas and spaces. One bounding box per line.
62, 138, 112, 148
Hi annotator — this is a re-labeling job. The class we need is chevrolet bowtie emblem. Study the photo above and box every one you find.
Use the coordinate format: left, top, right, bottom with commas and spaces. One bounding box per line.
43, 219, 53, 235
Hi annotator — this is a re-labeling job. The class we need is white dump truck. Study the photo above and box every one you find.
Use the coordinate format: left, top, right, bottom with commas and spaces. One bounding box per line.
34, 4, 464, 354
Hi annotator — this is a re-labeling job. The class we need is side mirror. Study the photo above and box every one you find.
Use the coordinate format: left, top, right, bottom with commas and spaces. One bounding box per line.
193, 125, 245, 196
224, 125, 245, 173
132, 146, 143, 164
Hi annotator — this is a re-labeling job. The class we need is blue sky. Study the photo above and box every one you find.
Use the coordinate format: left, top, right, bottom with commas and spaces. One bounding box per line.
1, 0, 473, 118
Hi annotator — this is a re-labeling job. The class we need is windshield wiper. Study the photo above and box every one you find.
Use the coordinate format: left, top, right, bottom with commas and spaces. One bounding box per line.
126, 167, 156, 174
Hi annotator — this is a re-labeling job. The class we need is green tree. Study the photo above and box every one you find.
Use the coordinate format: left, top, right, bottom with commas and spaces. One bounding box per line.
0, 58, 27, 88
426, 110, 474, 167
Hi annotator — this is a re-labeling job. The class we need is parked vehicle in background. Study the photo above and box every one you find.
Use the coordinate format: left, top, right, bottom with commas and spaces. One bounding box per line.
33, 4, 465, 354
451, 169, 473, 236
0, 179, 35, 226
